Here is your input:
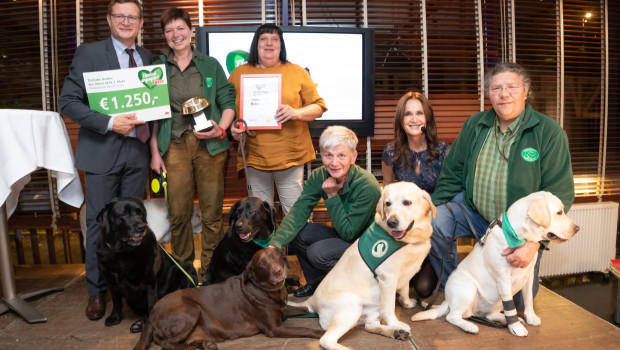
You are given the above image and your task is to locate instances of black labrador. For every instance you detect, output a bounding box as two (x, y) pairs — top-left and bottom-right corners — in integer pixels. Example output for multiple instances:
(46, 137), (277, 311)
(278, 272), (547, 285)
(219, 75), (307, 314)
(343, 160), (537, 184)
(202, 197), (280, 285)
(96, 196), (198, 333)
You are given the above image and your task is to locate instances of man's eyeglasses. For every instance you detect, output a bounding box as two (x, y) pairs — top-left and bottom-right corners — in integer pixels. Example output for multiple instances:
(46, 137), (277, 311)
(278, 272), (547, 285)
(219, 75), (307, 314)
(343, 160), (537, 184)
(110, 14), (141, 24)
(489, 85), (524, 95)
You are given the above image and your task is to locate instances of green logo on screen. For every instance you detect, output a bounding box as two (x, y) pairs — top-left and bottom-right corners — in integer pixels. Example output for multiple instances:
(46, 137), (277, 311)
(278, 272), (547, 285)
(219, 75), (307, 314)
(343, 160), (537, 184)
(521, 148), (539, 162)
(226, 50), (248, 74)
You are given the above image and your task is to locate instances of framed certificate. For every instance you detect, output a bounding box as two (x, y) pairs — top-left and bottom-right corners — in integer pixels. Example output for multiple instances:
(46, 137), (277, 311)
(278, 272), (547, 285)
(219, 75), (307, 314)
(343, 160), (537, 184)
(239, 74), (282, 130)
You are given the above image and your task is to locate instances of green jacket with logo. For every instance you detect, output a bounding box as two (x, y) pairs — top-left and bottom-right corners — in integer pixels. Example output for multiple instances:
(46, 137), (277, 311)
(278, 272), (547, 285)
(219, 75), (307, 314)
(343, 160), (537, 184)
(431, 103), (574, 212)
(153, 48), (236, 156)
(269, 164), (382, 250)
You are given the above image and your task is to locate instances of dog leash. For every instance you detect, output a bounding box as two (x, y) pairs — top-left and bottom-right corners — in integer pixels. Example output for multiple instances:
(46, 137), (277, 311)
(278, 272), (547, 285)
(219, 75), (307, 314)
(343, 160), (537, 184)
(232, 118), (256, 196)
(157, 243), (199, 288)
(151, 168), (168, 203)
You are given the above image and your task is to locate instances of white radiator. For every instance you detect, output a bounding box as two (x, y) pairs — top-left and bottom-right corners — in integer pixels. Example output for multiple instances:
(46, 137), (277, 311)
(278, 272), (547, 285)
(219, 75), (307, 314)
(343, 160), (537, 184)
(539, 201), (619, 277)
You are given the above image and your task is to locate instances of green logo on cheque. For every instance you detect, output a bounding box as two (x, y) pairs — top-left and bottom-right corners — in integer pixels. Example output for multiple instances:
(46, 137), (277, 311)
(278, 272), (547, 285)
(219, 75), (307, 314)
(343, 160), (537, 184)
(138, 67), (164, 89)
(521, 148), (539, 162)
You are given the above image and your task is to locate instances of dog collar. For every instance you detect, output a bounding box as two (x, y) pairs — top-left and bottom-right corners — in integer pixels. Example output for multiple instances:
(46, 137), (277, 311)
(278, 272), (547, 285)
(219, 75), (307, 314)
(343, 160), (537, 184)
(502, 212), (525, 248)
(253, 231), (274, 248)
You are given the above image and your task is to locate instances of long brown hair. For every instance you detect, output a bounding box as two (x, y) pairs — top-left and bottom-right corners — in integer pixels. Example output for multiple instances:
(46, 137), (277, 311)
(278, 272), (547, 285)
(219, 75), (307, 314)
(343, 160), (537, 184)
(392, 92), (439, 167)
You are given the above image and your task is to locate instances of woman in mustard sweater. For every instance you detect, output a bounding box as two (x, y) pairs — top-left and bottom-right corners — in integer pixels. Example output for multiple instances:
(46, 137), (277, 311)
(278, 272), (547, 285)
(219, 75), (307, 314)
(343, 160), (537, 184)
(229, 24), (327, 215)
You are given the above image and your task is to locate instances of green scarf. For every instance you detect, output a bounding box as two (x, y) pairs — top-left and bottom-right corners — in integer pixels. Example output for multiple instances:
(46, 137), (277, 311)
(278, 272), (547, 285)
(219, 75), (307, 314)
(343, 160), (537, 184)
(502, 212), (525, 248)
(253, 231), (274, 248)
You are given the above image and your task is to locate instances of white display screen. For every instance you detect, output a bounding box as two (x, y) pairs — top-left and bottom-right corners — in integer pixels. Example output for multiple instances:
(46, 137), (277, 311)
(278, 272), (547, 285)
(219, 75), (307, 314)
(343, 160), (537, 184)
(206, 32), (364, 121)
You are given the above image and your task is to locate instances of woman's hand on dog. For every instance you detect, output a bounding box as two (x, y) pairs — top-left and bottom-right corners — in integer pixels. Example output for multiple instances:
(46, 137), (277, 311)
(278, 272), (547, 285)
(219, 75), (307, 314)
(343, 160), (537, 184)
(502, 241), (540, 268)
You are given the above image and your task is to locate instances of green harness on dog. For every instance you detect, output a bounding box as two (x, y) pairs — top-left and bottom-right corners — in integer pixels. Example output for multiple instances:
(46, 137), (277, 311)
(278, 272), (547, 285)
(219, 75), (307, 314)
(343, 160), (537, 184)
(358, 222), (407, 278)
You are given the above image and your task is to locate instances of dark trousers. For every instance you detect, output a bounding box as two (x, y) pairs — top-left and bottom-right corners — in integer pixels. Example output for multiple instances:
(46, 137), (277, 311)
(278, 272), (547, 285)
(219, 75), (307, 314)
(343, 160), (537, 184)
(290, 222), (352, 285)
(84, 138), (149, 297)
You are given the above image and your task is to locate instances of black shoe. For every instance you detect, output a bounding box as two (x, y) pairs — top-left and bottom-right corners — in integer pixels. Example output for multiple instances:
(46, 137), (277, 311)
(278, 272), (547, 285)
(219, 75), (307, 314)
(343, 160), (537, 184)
(294, 283), (317, 297)
(130, 319), (144, 333)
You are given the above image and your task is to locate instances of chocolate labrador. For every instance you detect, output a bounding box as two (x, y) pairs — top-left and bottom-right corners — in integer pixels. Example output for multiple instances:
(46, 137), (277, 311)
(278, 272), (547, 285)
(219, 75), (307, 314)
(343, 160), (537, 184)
(133, 248), (323, 350)
(96, 197), (198, 333)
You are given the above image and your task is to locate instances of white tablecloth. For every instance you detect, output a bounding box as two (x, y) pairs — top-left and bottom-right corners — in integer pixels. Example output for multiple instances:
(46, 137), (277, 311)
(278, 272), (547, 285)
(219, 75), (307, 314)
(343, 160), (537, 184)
(0, 109), (84, 217)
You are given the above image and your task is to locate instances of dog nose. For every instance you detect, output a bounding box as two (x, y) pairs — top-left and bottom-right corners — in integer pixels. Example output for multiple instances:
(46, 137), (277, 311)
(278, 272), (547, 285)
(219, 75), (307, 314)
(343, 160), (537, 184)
(135, 223), (146, 232)
(387, 217), (399, 229)
(573, 224), (580, 233)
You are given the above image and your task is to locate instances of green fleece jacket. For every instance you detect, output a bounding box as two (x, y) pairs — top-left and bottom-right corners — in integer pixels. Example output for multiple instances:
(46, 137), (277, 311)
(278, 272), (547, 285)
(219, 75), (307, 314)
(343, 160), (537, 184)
(431, 103), (574, 212)
(269, 164), (382, 250)
(154, 48), (236, 156)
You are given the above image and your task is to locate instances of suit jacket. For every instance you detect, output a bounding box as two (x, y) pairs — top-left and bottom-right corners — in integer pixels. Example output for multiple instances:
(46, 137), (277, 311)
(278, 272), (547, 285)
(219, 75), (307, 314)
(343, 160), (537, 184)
(59, 37), (153, 174)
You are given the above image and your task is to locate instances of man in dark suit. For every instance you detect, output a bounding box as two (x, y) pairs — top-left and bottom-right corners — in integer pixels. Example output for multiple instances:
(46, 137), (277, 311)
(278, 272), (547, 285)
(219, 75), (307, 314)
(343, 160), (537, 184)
(59, 0), (153, 321)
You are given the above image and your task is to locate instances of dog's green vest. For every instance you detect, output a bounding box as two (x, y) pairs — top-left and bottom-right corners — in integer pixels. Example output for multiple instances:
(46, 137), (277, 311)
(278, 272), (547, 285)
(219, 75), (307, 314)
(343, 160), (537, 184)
(358, 222), (407, 277)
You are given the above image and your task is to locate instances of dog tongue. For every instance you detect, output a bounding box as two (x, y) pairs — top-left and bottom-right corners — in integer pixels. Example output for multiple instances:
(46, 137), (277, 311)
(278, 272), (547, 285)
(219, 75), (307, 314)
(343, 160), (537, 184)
(391, 231), (405, 240)
(240, 232), (251, 240)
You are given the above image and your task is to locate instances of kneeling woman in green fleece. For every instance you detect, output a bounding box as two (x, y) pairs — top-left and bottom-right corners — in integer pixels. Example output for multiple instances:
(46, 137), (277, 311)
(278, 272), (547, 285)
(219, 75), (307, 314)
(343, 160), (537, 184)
(268, 126), (382, 297)
(149, 7), (236, 280)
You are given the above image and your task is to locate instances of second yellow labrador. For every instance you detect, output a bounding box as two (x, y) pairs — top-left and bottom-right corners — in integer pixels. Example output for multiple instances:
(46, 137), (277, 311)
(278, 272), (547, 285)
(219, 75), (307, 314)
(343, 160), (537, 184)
(289, 182), (436, 350)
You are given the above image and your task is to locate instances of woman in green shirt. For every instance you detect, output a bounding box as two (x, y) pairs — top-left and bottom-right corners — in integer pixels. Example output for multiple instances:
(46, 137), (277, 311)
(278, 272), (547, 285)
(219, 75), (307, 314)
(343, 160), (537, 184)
(149, 7), (236, 280)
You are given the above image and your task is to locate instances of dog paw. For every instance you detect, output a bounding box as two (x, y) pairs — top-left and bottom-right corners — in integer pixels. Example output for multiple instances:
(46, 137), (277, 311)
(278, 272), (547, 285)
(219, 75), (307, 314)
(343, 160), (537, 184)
(508, 322), (528, 337)
(525, 312), (541, 326)
(398, 296), (416, 309)
(392, 329), (411, 340)
(189, 340), (218, 350)
(458, 322), (479, 334)
(129, 319), (144, 333)
(394, 321), (411, 334)
(104, 315), (121, 327)
(485, 312), (507, 324)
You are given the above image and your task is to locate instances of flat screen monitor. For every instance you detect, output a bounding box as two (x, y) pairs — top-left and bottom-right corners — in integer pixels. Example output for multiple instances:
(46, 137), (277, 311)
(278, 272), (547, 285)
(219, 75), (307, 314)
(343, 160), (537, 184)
(196, 26), (375, 137)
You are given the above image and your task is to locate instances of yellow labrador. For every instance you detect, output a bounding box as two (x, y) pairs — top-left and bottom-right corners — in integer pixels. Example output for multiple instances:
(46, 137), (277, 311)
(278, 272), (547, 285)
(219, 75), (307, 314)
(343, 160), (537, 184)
(412, 191), (579, 336)
(289, 182), (436, 350)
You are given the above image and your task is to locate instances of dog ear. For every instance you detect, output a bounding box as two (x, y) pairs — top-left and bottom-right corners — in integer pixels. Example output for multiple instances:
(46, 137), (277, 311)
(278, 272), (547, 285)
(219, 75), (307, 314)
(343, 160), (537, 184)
(229, 201), (240, 226)
(527, 197), (551, 228)
(245, 260), (255, 281)
(422, 191), (437, 219)
(264, 201), (277, 231)
(376, 188), (386, 221)
(96, 198), (116, 230)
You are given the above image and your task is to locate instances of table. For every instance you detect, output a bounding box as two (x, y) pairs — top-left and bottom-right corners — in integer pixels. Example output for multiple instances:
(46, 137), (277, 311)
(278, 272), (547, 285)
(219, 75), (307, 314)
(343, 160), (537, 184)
(0, 109), (83, 323)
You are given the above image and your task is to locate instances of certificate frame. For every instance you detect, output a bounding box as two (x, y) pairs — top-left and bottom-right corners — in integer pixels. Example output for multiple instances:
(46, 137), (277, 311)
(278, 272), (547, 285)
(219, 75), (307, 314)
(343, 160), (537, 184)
(239, 74), (282, 130)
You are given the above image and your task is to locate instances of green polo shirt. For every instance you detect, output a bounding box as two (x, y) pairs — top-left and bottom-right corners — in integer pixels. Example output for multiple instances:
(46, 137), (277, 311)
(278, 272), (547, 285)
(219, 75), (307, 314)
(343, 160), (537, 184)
(473, 110), (524, 222)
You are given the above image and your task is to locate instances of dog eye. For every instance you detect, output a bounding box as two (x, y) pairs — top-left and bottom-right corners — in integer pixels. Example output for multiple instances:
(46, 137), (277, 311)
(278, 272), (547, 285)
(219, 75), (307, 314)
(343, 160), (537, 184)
(249, 210), (255, 215)
(385, 201), (391, 207)
(557, 210), (563, 215)
(403, 200), (411, 206)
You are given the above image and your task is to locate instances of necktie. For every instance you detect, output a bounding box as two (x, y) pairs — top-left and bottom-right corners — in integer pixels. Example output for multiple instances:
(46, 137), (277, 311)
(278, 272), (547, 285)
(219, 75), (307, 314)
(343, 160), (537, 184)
(125, 48), (150, 143)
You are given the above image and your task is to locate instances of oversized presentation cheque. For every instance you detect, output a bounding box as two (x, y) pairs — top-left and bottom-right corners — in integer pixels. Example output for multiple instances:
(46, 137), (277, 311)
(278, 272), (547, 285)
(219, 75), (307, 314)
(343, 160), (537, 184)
(84, 64), (171, 121)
